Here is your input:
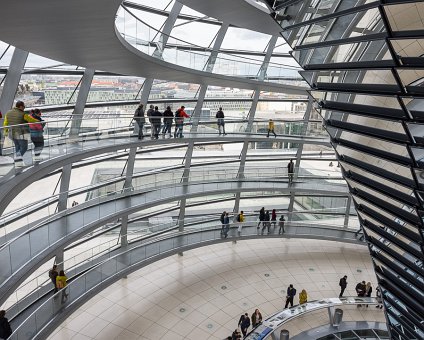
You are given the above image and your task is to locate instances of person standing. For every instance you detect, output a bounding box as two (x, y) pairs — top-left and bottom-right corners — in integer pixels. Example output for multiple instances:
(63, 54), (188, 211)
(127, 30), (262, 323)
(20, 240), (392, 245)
(251, 309), (262, 328)
(162, 106), (174, 138)
(258, 207), (265, 229)
(285, 284), (297, 308)
(376, 287), (383, 309)
(339, 275), (348, 297)
(28, 109), (45, 159)
(216, 107), (226, 135)
(287, 159), (294, 183)
(3, 101), (38, 162)
(236, 211), (245, 235)
(262, 210), (270, 234)
(49, 265), (59, 293)
(365, 282), (372, 307)
(0, 310), (12, 340)
(174, 106), (189, 138)
(355, 280), (366, 307)
(267, 119), (277, 137)
(238, 313), (251, 337)
(146, 104), (154, 138)
(278, 214), (285, 234)
(0, 111), (3, 157)
(220, 211), (226, 236)
(56, 270), (68, 303)
(271, 209), (277, 228)
(299, 289), (308, 304)
(134, 104), (145, 139)
(150, 106), (162, 139)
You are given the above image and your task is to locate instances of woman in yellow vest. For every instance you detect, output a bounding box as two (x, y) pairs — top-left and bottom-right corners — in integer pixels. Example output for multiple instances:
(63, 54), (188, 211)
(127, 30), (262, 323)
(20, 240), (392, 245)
(299, 289), (308, 304)
(56, 270), (68, 303)
(267, 119), (277, 138)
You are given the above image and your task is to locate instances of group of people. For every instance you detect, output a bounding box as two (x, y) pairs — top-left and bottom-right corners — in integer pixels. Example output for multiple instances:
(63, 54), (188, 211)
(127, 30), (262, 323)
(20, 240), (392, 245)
(339, 276), (383, 308)
(48, 265), (68, 304)
(227, 309), (262, 339)
(219, 209), (286, 238)
(134, 104), (190, 140)
(1, 101), (45, 163)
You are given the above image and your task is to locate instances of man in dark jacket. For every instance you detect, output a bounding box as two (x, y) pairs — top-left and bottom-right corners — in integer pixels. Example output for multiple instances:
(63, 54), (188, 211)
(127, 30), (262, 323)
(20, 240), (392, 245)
(287, 159), (295, 183)
(238, 313), (251, 337)
(285, 284), (297, 308)
(150, 106), (162, 139)
(146, 104), (154, 137)
(355, 280), (366, 307)
(339, 275), (348, 297)
(216, 107), (226, 135)
(258, 207), (265, 228)
(162, 106), (174, 138)
(0, 310), (12, 340)
(134, 104), (145, 139)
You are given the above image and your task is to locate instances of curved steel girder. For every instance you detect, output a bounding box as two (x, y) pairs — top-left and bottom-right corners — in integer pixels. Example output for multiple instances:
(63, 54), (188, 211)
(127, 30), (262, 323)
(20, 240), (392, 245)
(178, 0), (283, 36)
(11, 224), (363, 340)
(0, 134), (331, 215)
(0, 179), (348, 306)
(0, 0), (306, 94)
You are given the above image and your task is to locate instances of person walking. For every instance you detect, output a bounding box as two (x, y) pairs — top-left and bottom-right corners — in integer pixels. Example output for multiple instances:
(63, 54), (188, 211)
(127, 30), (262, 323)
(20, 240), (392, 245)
(287, 159), (294, 183)
(162, 106), (173, 138)
(216, 107), (226, 135)
(133, 103), (145, 139)
(146, 105), (154, 138)
(238, 313), (251, 337)
(339, 275), (348, 297)
(220, 211), (226, 236)
(174, 106), (189, 138)
(262, 210), (270, 234)
(150, 106), (162, 139)
(267, 118), (277, 137)
(258, 207), (265, 229)
(375, 287), (383, 309)
(0, 310), (12, 340)
(49, 264), (59, 293)
(365, 282), (372, 307)
(56, 270), (68, 303)
(285, 284), (297, 308)
(271, 209), (277, 228)
(28, 109), (45, 160)
(251, 309), (262, 328)
(278, 214), (285, 234)
(3, 101), (39, 162)
(299, 289), (308, 304)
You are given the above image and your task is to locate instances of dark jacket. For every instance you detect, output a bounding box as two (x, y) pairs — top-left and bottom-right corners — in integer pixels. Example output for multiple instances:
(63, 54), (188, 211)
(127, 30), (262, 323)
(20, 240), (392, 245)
(146, 108), (154, 122)
(355, 282), (366, 296)
(134, 106), (145, 122)
(216, 110), (224, 119)
(264, 211), (270, 222)
(366, 286), (373, 297)
(0, 316), (12, 339)
(251, 311), (262, 326)
(259, 208), (265, 221)
(238, 315), (250, 329)
(163, 109), (174, 122)
(287, 161), (294, 173)
(287, 286), (296, 298)
(339, 277), (347, 289)
(150, 110), (162, 124)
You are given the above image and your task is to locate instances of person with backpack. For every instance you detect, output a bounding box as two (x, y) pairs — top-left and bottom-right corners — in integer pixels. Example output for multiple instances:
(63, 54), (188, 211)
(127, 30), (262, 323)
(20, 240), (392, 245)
(0, 310), (12, 340)
(49, 264), (59, 293)
(133, 103), (145, 139)
(339, 275), (348, 297)
(284, 284), (297, 308)
(216, 107), (226, 135)
(174, 106), (189, 138)
(278, 215), (285, 234)
(28, 109), (45, 160)
(162, 106), (174, 138)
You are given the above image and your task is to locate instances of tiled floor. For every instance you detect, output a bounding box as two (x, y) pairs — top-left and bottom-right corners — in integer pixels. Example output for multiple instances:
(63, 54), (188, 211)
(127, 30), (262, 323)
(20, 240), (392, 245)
(48, 238), (380, 340)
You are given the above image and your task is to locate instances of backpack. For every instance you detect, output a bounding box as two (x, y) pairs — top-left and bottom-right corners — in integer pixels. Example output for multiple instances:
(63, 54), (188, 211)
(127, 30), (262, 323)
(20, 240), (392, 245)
(220, 213), (225, 224)
(236, 214), (241, 222)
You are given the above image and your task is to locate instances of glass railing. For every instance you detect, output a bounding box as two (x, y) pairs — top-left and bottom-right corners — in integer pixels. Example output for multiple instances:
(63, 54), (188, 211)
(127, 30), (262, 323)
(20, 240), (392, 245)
(0, 114), (328, 178)
(0, 166), (344, 239)
(116, 6), (305, 86)
(7, 223), (362, 340)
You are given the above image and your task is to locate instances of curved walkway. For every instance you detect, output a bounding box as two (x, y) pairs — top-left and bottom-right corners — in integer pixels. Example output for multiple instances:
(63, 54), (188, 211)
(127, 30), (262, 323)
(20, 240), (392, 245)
(0, 0), (305, 94)
(0, 132), (330, 215)
(0, 177), (348, 305)
(8, 225), (364, 340)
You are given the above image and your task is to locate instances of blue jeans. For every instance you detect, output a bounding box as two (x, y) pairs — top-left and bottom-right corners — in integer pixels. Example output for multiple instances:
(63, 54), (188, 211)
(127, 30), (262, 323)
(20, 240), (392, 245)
(162, 121), (172, 135)
(174, 124), (183, 138)
(13, 138), (28, 157)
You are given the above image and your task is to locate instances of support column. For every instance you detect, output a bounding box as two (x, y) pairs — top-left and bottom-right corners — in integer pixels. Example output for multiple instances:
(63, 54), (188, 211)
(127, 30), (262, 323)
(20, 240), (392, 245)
(0, 48), (28, 156)
(344, 195), (352, 228)
(205, 22), (229, 72)
(69, 68), (95, 136)
(233, 36), (278, 214)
